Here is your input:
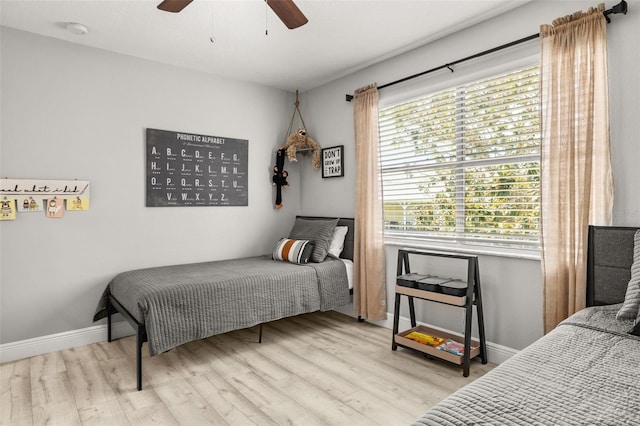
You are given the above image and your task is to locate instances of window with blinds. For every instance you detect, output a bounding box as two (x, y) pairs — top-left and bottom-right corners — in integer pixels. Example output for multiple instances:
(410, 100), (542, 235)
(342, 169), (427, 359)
(379, 66), (540, 247)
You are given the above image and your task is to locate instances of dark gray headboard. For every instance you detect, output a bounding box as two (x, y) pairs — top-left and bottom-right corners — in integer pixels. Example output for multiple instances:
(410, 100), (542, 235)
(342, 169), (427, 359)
(587, 225), (639, 306)
(296, 216), (355, 262)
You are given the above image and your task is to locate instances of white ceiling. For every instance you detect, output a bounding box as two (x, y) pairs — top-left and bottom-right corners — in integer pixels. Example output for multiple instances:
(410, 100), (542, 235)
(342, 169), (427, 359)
(0, 0), (531, 92)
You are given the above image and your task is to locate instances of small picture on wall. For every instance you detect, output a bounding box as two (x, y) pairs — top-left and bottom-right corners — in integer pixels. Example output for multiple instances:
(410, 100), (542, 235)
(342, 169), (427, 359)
(321, 145), (344, 178)
(18, 196), (43, 212)
(46, 198), (64, 218)
(66, 197), (90, 211)
(1, 198), (16, 221)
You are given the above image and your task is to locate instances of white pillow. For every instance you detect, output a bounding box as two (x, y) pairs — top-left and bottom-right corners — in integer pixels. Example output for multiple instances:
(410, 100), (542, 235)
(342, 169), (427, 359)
(327, 226), (349, 258)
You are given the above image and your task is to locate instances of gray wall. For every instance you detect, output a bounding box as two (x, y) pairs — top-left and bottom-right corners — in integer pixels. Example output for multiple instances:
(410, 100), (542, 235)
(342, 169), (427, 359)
(0, 27), (303, 344)
(300, 0), (640, 350)
(1, 1), (638, 354)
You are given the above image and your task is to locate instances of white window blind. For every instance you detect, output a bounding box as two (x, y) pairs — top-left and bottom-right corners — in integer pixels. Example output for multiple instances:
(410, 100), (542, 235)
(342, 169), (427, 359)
(379, 66), (540, 247)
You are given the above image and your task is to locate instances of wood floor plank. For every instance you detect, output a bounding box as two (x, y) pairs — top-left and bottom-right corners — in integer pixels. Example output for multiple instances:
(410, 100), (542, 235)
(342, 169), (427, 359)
(186, 337), (253, 377)
(343, 387), (420, 425)
(369, 343), (494, 394)
(0, 311), (495, 425)
(290, 314), (386, 354)
(140, 352), (186, 388)
(65, 360), (118, 410)
(207, 333), (293, 382)
(233, 327), (360, 401)
(123, 403), (178, 425)
(0, 358), (32, 425)
(29, 352), (66, 379)
(100, 358), (163, 412)
(92, 340), (129, 364)
(272, 374), (372, 425)
(30, 371), (74, 409)
(32, 400), (82, 426)
(76, 397), (129, 426)
(153, 378), (228, 425)
(189, 374), (270, 426)
(60, 345), (97, 367)
(225, 370), (327, 425)
(282, 339), (430, 415)
(154, 344), (212, 379)
(264, 316), (465, 413)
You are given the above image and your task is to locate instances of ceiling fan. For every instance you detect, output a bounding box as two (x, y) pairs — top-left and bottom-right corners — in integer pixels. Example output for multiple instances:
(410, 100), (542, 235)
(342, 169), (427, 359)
(157, 0), (308, 30)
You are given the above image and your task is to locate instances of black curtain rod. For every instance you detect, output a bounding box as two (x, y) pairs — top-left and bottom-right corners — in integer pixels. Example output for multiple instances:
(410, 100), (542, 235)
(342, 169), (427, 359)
(346, 0), (628, 102)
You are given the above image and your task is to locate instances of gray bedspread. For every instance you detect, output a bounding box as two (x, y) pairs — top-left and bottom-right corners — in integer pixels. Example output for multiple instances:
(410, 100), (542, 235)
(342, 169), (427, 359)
(94, 255), (350, 356)
(414, 304), (640, 426)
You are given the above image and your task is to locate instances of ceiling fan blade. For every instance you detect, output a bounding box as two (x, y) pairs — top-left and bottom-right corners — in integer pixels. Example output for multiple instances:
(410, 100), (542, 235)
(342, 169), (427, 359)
(157, 0), (194, 13)
(266, 0), (308, 29)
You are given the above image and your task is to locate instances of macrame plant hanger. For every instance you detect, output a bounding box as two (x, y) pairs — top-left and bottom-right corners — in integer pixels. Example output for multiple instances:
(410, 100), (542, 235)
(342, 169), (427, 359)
(273, 91), (317, 209)
(286, 90), (308, 137)
(282, 90), (321, 166)
(273, 90), (304, 209)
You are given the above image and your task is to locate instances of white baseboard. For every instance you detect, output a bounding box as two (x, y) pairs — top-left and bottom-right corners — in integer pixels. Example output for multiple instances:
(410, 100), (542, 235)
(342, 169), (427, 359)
(0, 321), (134, 363)
(1, 310), (518, 365)
(334, 305), (518, 364)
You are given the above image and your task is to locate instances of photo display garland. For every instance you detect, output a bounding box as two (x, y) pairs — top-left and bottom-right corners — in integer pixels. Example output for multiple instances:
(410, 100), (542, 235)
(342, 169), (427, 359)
(0, 178), (91, 221)
(146, 128), (248, 207)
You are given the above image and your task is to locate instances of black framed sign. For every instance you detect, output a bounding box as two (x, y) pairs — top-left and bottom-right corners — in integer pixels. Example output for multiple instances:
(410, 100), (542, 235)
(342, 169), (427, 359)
(321, 145), (344, 178)
(146, 128), (248, 207)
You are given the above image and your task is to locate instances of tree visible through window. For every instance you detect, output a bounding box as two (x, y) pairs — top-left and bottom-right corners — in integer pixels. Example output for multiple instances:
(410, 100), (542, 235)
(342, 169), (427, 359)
(379, 66), (540, 246)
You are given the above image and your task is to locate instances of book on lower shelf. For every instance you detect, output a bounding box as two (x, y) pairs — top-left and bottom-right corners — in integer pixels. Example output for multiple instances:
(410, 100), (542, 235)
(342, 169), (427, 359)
(396, 324), (481, 364)
(437, 339), (465, 356)
(404, 331), (445, 347)
(403, 332), (466, 355)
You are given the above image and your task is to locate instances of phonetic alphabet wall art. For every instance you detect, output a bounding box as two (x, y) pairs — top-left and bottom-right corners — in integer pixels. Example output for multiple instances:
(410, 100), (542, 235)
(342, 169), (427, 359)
(0, 178), (91, 221)
(146, 128), (248, 207)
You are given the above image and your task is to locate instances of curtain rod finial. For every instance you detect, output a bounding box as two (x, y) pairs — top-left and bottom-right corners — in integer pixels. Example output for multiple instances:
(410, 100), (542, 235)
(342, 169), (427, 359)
(346, 94), (353, 102)
(604, 0), (628, 22)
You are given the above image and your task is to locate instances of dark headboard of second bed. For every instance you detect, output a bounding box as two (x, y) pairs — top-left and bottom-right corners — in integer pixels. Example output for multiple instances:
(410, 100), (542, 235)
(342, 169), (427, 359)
(587, 225), (638, 307)
(296, 216), (355, 262)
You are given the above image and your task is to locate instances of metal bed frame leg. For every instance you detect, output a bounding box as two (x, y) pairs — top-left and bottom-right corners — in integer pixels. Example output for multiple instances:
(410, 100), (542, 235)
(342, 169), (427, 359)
(136, 325), (143, 391)
(107, 300), (113, 343)
(258, 324), (263, 343)
(107, 294), (148, 391)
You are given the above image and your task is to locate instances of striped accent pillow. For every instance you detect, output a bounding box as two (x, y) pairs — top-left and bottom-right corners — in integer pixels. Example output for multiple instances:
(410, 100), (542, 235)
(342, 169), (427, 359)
(617, 229), (640, 322)
(272, 238), (315, 264)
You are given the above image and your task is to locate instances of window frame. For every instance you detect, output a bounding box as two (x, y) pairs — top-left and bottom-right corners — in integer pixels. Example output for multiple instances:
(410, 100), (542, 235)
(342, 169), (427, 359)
(378, 56), (541, 254)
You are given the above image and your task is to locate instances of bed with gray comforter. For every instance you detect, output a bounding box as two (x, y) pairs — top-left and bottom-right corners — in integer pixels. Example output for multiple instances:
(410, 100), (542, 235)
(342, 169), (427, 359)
(93, 216), (354, 390)
(94, 255), (350, 356)
(414, 225), (640, 426)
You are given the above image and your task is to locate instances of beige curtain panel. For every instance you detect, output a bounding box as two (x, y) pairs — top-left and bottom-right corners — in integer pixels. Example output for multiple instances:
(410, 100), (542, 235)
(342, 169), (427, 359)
(540, 3), (614, 333)
(353, 83), (387, 320)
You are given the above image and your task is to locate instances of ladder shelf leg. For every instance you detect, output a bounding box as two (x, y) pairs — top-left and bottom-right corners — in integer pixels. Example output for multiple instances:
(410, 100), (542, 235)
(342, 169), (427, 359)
(392, 292), (402, 350)
(474, 260), (488, 364)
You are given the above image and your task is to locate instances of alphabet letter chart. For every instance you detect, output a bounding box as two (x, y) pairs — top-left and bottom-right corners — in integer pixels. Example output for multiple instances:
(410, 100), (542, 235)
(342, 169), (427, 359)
(146, 128), (248, 207)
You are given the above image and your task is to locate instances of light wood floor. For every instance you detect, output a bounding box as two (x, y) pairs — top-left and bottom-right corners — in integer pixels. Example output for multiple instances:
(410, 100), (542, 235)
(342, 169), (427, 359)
(1, 311), (494, 425)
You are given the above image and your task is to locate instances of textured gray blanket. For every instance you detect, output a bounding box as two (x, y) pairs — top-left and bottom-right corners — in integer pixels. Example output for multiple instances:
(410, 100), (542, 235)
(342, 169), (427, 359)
(94, 255), (350, 356)
(414, 304), (640, 426)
